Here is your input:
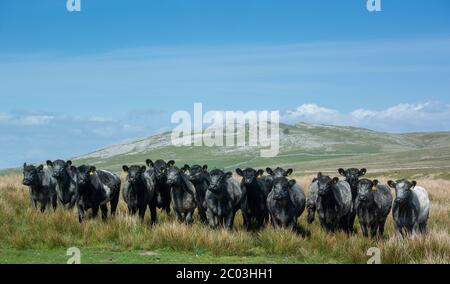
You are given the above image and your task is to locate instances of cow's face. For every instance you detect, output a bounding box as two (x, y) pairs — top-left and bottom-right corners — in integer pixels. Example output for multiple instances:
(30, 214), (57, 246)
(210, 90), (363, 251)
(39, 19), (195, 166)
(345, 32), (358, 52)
(47, 160), (72, 180)
(123, 165), (146, 184)
(338, 168), (366, 188)
(272, 177), (295, 201)
(357, 179), (378, 203)
(76, 165), (96, 186)
(316, 173), (339, 196)
(266, 167), (293, 178)
(236, 168), (263, 185)
(183, 164), (207, 183)
(166, 167), (181, 186)
(208, 169), (232, 194)
(388, 179), (416, 205)
(146, 159), (175, 181)
(22, 164), (43, 186)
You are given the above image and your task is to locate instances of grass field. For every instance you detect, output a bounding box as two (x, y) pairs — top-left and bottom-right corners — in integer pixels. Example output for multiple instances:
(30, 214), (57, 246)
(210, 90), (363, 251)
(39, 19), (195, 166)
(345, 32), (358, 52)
(1, 173), (448, 264)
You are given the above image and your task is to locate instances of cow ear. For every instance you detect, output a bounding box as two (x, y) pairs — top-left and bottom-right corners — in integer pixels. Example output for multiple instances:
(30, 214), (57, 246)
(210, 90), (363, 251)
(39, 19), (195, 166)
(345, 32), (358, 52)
(46, 160), (53, 167)
(411, 181), (417, 188)
(235, 168), (243, 176)
(332, 177), (339, 184)
(266, 168), (274, 175)
(286, 169), (293, 176)
(312, 177), (317, 183)
(141, 166), (147, 172)
(37, 165), (44, 171)
(372, 179), (379, 186)
(225, 172), (233, 179)
(145, 159), (154, 167)
(182, 164), (190, 171)
(338, 168), (345, 176)
(202, 164), (208, 171)
(70, 166), (78, 173)
(66, 160), (72, 167)
(288, 179), (296, 188)
(317, 172), (323, 178)
(89, 166), (96, 174)
(359, 168), (367, 176)
(23, 163), (27, 168)
(122, 165), (128, 172)
(257, 169), (264, 177)
(167, 160), (175, 167)
(387, 180), (396, 188)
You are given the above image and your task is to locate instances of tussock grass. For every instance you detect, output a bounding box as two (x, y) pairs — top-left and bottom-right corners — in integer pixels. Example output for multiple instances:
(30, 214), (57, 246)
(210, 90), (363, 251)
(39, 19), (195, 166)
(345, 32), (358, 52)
(0, 174), (448, 263)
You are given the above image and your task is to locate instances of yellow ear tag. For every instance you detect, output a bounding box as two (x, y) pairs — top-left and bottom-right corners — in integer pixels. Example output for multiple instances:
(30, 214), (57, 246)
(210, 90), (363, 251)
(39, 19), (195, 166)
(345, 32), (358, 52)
(89, 172), (94, 176)
(371, 185), (377, 191)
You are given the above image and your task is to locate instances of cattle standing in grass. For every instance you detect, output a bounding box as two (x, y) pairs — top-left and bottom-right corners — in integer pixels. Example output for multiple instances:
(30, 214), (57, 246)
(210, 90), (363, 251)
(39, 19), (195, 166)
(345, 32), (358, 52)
(22, 163), (57, 212)
(182, 164), (210, 223)
(46, 160), (77, 209)
(263, 167), (293, 192)
(338, 168), (367, 233)
(355, 179), (393, 238)
(306, 178), (319, 224)
(74, 165), (121, 223)
(146, 159), (173, 215)
(122, 165), (156, 223)
(267, 177), (306, 229)
(166, 166), (197, 224)
(206, 169), (243, 229)
(236, 168), (269, 231)
(316, 173), (353, 233)
(388, 179), (430, 238)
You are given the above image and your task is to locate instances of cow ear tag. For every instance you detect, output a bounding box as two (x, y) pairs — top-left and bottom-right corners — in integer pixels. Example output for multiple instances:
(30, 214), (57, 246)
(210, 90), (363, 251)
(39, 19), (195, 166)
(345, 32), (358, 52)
(89, 172), (94, 176)
(371, 185), (377, 191)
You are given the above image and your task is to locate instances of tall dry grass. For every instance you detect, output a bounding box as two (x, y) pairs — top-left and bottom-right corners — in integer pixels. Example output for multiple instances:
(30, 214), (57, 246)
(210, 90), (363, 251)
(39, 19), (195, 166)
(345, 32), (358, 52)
(0, 174), (448, 263)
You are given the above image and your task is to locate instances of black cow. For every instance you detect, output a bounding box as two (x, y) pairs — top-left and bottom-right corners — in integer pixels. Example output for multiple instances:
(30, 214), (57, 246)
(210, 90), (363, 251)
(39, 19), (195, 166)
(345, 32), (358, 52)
(355, 179), (393, 238)
(267, 177), (306, 229)
(46, 160), (77, 208)
(206, 169), (243, 229)
(146, 159), (174, 215)
(74, 165), (121, 223)
(182, 164), (210, 223)
(22, 163), (57, 212)
(166, 166), (197, 224)
(337, 168), (367, 233)
(122, 165), (156, 223)
(236, 168), (269, 231)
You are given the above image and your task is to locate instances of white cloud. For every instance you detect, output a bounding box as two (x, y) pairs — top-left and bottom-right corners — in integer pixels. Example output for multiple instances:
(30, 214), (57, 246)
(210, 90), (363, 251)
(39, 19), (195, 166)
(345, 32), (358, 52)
(283, 102), (450, 132)
(0, 113), (54, 126)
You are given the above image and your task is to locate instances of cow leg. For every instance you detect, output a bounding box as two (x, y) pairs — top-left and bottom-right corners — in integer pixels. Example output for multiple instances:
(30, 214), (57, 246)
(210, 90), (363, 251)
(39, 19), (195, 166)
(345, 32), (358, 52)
(378, 221), (386, 238)
(78, 205), (85, 223)
(185, 211), (194, 225)
(52, 195), (58, 211)
(207, 209), (216, 229)
(360, 222), (368, 237)
(370, 223), (378, 239)
(101, 204), (108, 221)
(198, 208), (207, 224)
(92, 206), (99, 219)
(419, 222), (427, 235)
(394, 224), (404, 239)
(225, 213), (235, 230)
(138, 206), (147, 222)
(110, 191), (120, 218)
(39, 200), (47, 213)
(149, 205), (157, 225)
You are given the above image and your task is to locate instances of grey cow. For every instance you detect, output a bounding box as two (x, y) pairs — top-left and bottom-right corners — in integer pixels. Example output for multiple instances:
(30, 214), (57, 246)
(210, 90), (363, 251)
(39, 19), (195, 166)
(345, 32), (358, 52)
(122, 165), (156, 223)
(205, 169), (243, 230)
(22, 163), (58, 212)
(47, 160), (77, 209)
(388, 179), (430, 238)
(182, 164), (210, 224)
(306, 178), (319, 224)
(166, 166), (197, 224)
(315, 173), (353, 233)
(355, 179), (393, 238)
(267, 177), (306, 229)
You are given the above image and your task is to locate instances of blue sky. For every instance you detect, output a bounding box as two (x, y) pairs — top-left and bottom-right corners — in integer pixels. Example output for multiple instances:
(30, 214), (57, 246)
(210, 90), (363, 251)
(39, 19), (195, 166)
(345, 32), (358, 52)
(0, 0), (450, 168)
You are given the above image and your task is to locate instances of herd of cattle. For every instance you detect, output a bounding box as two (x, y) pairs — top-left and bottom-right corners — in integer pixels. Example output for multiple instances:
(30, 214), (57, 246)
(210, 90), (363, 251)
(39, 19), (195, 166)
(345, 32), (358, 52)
(21, 159), (430, 239)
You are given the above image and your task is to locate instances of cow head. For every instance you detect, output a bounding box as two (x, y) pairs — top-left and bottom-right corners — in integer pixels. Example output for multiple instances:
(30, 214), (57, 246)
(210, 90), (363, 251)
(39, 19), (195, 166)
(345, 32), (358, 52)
(236, 168), (264, 185)
(166, 166), (182, 186)
(123, 165), (146, 184)
(76, 165), (96, 187)
(208, 169), (232, 194)
(266, 167), (293, 178)
(316, 172), (339, 196)
(356, 179), (378, 203)
(272, 177), (296, 201)
(388, 179), (416, 205)
(182, 164), (208, 183)
(338, 168), (366, 189)
(146, 159), (175, 181)
(47, 159), (72, 180)
(22, 163), (43, 186)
